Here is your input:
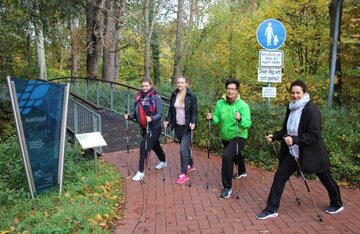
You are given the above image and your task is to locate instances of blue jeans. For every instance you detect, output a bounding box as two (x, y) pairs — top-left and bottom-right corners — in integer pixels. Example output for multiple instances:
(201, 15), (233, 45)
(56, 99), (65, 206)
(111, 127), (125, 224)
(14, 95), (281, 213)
(175, 125), (193, 174)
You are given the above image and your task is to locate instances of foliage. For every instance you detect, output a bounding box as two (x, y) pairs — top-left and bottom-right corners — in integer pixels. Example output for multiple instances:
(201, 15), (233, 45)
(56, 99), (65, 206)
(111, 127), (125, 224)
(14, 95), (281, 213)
(0, 1), (37, 81)
(321, 105), (360, 184)
(0, 131), (124, 233)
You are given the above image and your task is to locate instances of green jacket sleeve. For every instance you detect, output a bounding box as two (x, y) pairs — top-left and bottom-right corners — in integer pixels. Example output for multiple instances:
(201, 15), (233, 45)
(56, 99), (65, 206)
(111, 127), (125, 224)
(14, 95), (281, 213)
(212, 101), (221, 125)
(238, 102), (252, 129)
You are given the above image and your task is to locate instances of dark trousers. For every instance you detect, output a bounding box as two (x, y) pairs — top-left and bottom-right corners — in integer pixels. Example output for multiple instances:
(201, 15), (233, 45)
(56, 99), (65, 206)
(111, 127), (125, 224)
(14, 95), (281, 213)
(139, 127), (165, 172)
(221, 138), (246, 189)
(265, 153), (343, 212)
(175, 125), (193, 174)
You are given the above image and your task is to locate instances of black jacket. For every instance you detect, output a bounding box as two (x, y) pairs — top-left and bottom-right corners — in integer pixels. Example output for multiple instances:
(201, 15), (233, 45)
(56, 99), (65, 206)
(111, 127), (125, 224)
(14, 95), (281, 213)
(166, 88), (198, 131)
(273, 101), (330, 174)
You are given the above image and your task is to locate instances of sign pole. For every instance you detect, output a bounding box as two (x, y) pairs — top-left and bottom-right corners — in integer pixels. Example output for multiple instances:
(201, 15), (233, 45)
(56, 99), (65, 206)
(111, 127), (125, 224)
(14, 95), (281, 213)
(267, 82), (271, 107)
(94, 148), (98, 174)
(256, 19), (286, 105)
(75, 132), (107, 174)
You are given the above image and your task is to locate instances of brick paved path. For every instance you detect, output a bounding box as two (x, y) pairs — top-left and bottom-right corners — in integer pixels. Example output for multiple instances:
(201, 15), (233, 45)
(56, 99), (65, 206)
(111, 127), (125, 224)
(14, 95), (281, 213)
(103, 143), (360, 234)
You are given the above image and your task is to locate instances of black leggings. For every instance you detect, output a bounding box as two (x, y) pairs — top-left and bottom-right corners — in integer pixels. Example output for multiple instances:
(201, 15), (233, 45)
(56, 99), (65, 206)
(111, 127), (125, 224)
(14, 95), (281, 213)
(221, 138), (247, 189)
(138, 127), (165, 172)
(265, 153), (343, 212)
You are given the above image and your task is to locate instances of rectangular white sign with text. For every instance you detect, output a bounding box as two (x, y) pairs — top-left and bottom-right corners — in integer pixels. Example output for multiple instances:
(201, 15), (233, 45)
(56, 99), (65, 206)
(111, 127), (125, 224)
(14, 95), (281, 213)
(258, 67), (282, 83)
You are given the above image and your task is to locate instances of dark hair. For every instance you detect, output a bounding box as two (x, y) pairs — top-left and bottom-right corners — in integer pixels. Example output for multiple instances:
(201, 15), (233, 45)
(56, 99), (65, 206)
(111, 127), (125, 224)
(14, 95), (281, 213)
(225, 78), (240, 90)
(290, 80), (307, 93)
(140, 77), (153, 85)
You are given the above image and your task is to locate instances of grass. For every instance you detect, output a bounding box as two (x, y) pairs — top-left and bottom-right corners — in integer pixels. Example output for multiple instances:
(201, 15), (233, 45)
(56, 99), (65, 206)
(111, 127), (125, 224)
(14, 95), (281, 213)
(0, 146), (125, 234)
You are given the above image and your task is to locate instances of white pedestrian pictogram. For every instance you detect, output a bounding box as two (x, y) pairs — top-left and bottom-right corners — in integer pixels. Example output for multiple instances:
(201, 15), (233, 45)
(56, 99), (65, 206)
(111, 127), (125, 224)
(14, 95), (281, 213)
(265, 23), (274, 46)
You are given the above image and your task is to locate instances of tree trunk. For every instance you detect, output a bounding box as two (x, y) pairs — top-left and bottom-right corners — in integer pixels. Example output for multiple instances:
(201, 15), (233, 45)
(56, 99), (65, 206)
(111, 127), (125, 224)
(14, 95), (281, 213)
(144, 0), (151, 79)
(35, 24), (47, 80)
(143, 0), (162, 80)
(113, 0), (126, 82)
(102, 0), (126, 82)
(173, 0), (184, 83)
(151, 28), (160, 85)
(103, 1), (116, 81)
(329, 0), (343, 105)
(86, 0), (105, 79)
(182, 0), (196, 75)
(69, 18), (79, 77)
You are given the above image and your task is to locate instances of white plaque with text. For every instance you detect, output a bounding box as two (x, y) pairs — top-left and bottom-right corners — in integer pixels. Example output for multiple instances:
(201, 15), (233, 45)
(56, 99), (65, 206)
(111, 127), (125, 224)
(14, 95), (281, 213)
(258, 67), (282, 83)
(262, 87), (277, 98)
(259, 50), (284, 67)
(76, 132), (107, 149)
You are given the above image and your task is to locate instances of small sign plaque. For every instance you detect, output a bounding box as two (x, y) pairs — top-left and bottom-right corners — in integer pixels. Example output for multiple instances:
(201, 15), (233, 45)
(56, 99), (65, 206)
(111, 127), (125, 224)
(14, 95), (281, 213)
(262, 87), (277, 98)
(76, 132), (107, 149)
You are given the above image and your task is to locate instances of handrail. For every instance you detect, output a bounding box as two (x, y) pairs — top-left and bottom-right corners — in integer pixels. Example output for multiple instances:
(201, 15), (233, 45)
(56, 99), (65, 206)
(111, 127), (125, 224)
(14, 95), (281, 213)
(49, 77), (171, 101)
(50, 76), (175, 139)
(70, 92), (102, 111)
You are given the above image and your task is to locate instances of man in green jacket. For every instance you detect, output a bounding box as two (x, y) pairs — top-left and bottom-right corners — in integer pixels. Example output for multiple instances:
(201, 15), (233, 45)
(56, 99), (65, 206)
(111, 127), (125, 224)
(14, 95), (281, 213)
(207, 78), (252, 199)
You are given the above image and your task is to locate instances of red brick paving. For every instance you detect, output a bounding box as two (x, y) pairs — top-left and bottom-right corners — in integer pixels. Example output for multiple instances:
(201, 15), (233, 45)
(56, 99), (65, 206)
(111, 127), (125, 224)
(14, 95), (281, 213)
(103, 143), (360, 234)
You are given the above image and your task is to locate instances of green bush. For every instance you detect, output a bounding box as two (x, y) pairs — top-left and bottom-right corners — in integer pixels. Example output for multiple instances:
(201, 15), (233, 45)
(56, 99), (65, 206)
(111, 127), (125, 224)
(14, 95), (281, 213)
(321, 105), (360, 184)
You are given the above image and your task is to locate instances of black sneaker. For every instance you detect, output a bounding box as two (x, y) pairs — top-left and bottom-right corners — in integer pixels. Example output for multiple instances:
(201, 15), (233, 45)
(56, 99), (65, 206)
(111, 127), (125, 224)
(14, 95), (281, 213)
(256, 210), (279, 220)
(325, 206), (344, 214)
(220, 188), (232, 199)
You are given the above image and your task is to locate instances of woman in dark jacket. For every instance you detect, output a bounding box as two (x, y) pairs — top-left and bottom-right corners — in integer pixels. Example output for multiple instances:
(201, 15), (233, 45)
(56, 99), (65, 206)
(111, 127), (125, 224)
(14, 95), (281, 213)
(125, 77), (166, 181)
(164, 76), (198, 184)
(256, 80), (343, 219)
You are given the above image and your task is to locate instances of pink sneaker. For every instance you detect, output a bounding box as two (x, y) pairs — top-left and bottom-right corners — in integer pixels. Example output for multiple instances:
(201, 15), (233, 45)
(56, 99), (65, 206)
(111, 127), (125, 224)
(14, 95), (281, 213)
(187, 165), (195, 173)
(176, 173), (189, 184)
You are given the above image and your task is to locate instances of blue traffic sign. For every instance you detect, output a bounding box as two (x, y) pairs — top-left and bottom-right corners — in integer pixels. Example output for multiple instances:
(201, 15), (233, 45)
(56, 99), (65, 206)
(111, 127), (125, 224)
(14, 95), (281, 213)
(256, 19), (286, 50)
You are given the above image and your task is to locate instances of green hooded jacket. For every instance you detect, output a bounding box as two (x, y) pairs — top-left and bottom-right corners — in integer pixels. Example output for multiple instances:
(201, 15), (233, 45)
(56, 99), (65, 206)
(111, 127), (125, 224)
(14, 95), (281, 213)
(212, 94), (252, 141)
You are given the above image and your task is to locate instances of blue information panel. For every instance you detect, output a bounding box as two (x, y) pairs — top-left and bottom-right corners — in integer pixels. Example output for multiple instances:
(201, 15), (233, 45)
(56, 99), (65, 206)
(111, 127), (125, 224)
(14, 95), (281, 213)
(12, 78), (66, 192)
(256, 19), (286, 50)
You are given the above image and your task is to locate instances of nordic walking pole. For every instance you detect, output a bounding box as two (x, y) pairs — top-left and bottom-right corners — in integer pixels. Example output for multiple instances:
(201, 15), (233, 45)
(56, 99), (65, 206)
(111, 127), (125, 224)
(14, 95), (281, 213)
(294, 156), (323, 222)
(145, 119), (150, 170)
(125, 111), (130, 177)
(275, 142), (300, 205)
(266, 131), (301, 205)
(189, 127), (194, 187)
(235, 112), (240, 199)
(142, 119), (150, 184)
(163, 124), (167, 182)
(206, 110), (211, 189)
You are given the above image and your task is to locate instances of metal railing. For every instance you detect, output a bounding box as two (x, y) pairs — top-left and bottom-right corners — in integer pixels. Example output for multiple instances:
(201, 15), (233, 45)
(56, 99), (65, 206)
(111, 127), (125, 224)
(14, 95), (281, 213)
(67, 95), (103, 154)
(50, 77), (174, 139)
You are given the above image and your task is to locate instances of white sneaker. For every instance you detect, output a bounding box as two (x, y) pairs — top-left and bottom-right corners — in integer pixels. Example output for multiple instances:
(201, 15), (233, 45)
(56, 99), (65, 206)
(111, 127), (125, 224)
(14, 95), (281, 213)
(155, 161), (167, 169)
(234, 172), (247, 179)
(132, 171), (144, 181)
